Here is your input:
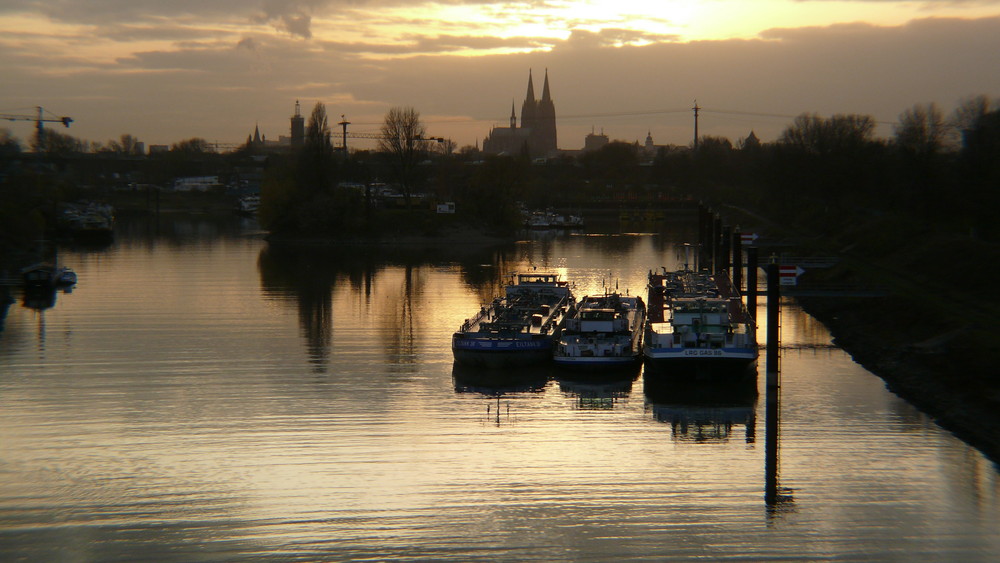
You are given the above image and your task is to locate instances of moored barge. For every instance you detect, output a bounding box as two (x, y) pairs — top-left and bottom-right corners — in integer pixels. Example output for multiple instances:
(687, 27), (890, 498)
(554, 292), (645, 371)
(452, 273), (575, 369)
(643, 266), (757, 381)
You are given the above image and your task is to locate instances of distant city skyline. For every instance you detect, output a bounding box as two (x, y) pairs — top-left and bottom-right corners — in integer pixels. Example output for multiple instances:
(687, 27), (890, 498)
(2, 1), (999, 150)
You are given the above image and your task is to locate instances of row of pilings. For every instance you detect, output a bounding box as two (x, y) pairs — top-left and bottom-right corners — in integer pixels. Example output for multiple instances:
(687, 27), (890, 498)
(696, 202), (789, 511)
(695, 202), (779, 383)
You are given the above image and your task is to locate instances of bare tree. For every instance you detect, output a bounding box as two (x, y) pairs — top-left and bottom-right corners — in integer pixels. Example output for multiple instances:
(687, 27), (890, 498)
(951, 95), (996, 134)
(38, 130), (88, 155)
(119, 134), (142, 155)
(378, 106), (427, 206)
(171, 138), (211, 153)
(101, 134), (143, 155)
(306, 102), (333, 153)
(895, 103), (952, 155)
(779, 113), (875, 155)
(0, 129), (20, 157)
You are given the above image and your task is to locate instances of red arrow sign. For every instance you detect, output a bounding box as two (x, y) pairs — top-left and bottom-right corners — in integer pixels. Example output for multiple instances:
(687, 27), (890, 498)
(779, 264), (805, 285)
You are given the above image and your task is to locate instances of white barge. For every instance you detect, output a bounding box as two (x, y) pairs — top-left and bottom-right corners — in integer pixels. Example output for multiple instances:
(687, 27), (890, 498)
(643, 266), (758, 380)
(554, 292), (645, 370)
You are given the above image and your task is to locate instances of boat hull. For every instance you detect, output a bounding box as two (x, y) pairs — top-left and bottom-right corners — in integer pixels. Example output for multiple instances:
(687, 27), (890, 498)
(643, 349), (758, 382)
(452, 335), (555, 368)
(553, 354), (641, 370)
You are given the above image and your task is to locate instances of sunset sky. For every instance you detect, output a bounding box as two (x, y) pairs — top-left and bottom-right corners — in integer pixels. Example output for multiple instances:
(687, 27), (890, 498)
(2, 0), (999, 151)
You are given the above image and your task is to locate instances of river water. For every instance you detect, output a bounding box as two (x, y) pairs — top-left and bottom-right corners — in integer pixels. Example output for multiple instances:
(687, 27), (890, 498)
(1, 212), (998, 561)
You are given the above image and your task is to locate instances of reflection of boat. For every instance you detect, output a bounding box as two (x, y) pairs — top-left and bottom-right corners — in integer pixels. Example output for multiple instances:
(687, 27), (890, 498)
(649, 402), (756, 443)
(237, 194), (260, 215)
(452, 272), (575, 368)
(0, 287), (13, 331)
(554, 292), (645, 370)
(451, 363), (551, 394)
(645, 377), (758, 443)
(643, 265), (757, 381)
(556, 375), (635, 410)
(21, 286), (58, 310)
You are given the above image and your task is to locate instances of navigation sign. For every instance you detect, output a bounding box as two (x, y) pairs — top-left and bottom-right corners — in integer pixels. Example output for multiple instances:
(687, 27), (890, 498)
(779, 264), (805, 286)
(740, 232), (759, 245)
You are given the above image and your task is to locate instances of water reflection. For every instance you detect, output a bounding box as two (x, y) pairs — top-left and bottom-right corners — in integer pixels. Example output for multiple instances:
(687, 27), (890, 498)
(113, 211), (258, 246)
(765, 385), (796, 518)
(644, 376), (758, 443)
(3, 213), (1000, 560)
(258, 240), (522, 372)
(555, 373), (636, 410)
(20, 286), (59, 311)
(0, 286), (12, 331)
(451, 362), (551, 395)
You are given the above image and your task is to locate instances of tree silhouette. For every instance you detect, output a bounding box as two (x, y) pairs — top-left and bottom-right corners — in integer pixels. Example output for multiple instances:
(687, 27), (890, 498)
(378, 106), (427, 207)
(298, 102), (336, 198)
(895, 103), (952, 156)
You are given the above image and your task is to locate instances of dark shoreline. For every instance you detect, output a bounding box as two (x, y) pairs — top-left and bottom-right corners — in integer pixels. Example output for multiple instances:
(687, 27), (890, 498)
(795, 293), (1000, 466)
(717, 203), (1000, 465)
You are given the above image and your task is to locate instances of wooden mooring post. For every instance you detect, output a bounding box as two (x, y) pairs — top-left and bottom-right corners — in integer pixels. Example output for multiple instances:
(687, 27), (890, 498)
(765, 261), (780, 388)
(746, 246), (758, 321)
(732, 230), (743, 293)
(764, 260), (784, 509)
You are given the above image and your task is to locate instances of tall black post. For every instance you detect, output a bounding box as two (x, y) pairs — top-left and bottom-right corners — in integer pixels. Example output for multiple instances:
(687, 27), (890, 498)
(765, 369), (780, 507)
(732, 231), (743, 292)
(747, 246), (758, 322)
(698, 204), (710, 267)
(720, 225), (732, 275)
(765, 262), (780, 388)
(764, 259), (781, 508)
(711, 215), (721, 273)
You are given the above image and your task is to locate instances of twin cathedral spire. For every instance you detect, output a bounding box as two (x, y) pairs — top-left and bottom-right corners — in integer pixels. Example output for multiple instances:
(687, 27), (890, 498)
(484, 69), (558, 158)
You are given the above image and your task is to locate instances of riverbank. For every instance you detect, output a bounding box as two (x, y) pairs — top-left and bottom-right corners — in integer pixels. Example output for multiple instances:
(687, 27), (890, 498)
(265, 225), (512, 250)
(720, 204), (1000, 463)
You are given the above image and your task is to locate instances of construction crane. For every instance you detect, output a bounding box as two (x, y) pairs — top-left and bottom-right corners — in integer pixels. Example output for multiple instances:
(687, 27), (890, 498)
(0, 106), (73, 149)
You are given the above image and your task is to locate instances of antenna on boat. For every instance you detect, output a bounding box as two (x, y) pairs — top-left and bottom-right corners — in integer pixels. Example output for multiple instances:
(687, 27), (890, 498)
(682, 243), (695, 272)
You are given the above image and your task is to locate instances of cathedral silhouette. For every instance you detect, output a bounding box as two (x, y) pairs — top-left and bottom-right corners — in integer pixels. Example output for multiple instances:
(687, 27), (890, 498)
(483, 69), (557, 158)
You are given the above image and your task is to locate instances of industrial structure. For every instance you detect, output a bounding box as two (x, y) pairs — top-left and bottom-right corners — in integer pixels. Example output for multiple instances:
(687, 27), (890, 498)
(1, 106), (73, 151)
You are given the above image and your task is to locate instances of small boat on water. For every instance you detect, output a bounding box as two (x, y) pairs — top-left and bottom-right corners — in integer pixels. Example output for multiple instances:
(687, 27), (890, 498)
(58, 201), (114, 239)
(21, 263), (76, 289)
(643, 265), (757, 381)
(452, 272), (575, 369)
(554, 292), (645, 370)
(57, 268), (77, 286)
(237, 194), (260, 215)
(524, 210), (584, 230)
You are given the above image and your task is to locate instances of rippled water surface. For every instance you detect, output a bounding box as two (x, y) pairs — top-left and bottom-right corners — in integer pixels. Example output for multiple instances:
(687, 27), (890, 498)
(1, 214), (998, 561)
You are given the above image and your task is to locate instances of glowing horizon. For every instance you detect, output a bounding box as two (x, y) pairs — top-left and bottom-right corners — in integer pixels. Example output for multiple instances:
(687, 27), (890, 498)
(2, 1), (999, 148)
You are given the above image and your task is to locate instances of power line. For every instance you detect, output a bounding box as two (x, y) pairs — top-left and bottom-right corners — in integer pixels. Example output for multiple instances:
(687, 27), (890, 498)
(704, 108), (895, 126)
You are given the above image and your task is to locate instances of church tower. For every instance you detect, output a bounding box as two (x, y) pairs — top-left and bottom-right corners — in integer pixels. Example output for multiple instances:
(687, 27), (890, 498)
(290, 100), (305, 149)
(482, 70), (559, 158)
(534, 69), (557, 156)
(520, 70), (538, 134)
